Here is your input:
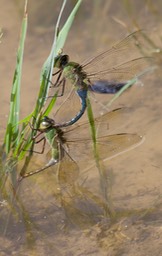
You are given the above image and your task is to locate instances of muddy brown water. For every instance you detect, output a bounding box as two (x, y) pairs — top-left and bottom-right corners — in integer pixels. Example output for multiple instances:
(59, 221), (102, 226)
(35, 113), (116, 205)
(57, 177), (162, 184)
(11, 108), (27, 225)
(1, 1), (162, 255)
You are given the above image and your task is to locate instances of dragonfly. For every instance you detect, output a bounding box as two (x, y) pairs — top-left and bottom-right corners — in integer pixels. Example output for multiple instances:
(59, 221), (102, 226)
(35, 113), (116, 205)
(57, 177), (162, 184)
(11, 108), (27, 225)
(20, 107), (144, 180)
(51, 30), (151, 127)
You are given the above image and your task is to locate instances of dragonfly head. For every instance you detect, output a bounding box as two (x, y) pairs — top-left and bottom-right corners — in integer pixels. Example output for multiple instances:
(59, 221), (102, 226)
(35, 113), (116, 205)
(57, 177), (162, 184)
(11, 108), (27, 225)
(54, 54), (69, 69)
(39, 116), (55, 131)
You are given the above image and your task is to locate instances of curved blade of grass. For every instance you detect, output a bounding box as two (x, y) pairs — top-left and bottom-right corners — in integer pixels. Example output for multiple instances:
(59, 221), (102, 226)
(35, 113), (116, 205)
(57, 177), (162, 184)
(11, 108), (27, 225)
(4, 1), (28, 154)
(16, 0), (83, 175)
(0, 29), (3, 42)
(18, 0), (82, 151)
(86, 97), (97, 147)
(3, 0), (82, 163)
(42, 92), (58, 116)
(55, 0), (82, 53)
(107, 65), (156, 107)
(86, 97), (114, 217)
(33, 0), (82, 118)
(107, 77), (137, 108)
(39, 0), (82, 110)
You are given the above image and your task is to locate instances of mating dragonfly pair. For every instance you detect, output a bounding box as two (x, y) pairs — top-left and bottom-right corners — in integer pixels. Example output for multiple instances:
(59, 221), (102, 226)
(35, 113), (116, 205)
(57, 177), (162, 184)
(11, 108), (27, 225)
(21, 30), (149, 179)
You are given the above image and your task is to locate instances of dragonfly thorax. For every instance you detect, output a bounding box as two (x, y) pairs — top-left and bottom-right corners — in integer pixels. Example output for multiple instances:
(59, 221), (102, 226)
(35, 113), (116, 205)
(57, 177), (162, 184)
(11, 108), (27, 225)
(63, 62), (88, 88)
(57, 129), (67, 144)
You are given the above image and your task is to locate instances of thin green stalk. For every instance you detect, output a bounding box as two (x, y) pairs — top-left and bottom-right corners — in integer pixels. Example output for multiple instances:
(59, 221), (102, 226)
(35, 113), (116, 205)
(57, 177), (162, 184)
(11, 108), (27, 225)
(4, 0), (28, 155)
(14, 0), (83, 176)
(86, 97), (115, 218)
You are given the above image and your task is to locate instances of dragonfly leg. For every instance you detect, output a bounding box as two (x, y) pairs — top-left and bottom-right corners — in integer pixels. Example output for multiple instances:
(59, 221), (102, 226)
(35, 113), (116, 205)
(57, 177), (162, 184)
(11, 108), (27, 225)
(50, 77), (64, 88)
(50, 70), (62, 87)
(58, 77), (65, 97)
(42, 70), (62, 88)
(20, 157), (57, 180)
(52, 69), (62, 77)
(23, 126), (47, 154)
(27, 118), (40, 132)
(30, 135), (47, 154)
(31, 136), (47, 154)
(23, 137), (46, 154)
(48, 77), (66, 98)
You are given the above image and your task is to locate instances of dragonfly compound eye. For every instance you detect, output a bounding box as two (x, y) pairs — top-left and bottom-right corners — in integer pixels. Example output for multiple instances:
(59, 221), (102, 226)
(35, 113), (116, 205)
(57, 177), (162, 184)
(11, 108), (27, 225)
(42, 121), (50, 127)
(60, 55), (69, 67)
(39, 120), (51, 130)
(54, 54), (69, 69)
(39, 116), (55, 130)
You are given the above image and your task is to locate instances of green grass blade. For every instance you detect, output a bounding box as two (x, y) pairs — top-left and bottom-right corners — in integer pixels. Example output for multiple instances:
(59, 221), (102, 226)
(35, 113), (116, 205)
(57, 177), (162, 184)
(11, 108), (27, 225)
(14, 1), (83, 170)
(36, 0), (82, 113)
(86, 97), (97, 147)
(4, 1), (28, 154)
(17, 0), (83, 155)
(86, 97), (114, 217)
(107, 78), (137, 107)
(0, 29), (3, 42)
(42, 92), (58, 117)
(107, 65), (155, 108)
(55, 0), (82, 53)
(1, 0), (83, 177)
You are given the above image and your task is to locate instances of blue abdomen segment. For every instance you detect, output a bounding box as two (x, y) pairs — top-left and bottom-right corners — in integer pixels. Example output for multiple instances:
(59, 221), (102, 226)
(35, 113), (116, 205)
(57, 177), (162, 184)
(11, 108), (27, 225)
(89, 80), (126, 94)
(57, 89), (88, 127)
(55, 80), (126, 128)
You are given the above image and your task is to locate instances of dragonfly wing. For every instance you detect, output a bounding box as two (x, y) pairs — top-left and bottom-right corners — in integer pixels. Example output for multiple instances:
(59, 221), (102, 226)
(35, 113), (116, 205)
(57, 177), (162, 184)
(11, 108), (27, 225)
(57, 146), (79, 187)
(96, 133), (144, 161)
(65, 133), (144, 171)
(81, 30), (152, 83)
(87, 57), (151, 82)
(63, 107), (132, 140)
(82, 30), (149, 70)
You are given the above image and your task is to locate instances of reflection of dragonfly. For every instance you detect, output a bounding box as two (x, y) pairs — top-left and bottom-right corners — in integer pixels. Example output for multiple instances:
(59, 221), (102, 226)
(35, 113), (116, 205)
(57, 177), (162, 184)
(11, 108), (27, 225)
(20, 108), (144, 179)
(52, 30), (150, 127)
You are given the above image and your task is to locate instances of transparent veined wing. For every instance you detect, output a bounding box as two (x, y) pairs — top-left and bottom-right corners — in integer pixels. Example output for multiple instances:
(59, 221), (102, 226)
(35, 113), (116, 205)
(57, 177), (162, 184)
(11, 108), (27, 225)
(81, 30), (152, 83)
(61, 108), (144, 166)
(49, 82), (83, 124)
(63, 107), (132, 140)
(21, 137), (79, 180)
(65, 132), (144, 166)
(50, 30), (152, 126)
(81, 30), (144, 68)
(87, 57), (151, 82)
(57, 145), (79, 187)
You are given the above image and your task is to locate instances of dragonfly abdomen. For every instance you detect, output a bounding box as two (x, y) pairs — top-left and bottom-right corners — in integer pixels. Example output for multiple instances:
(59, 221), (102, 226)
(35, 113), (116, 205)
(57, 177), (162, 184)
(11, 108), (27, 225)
(55, 89), (88, 128)
(89, 80), (127, 94)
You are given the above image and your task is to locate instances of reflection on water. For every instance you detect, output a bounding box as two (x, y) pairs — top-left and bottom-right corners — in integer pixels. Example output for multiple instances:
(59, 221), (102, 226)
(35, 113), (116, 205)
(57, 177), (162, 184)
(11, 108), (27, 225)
(1, 0), (162, 255)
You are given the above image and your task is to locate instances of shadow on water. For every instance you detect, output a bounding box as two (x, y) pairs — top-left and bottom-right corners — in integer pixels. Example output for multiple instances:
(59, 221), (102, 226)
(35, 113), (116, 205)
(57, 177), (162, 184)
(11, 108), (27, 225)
(0, 154), (112, 254)
(1, 0), (162, 255)
(1, 133), (162, 255)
